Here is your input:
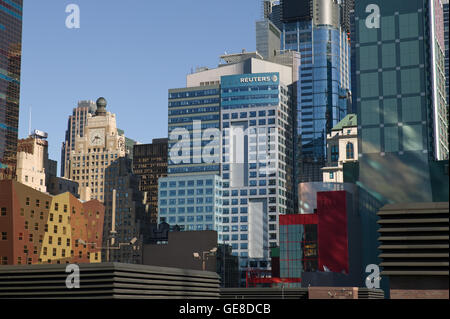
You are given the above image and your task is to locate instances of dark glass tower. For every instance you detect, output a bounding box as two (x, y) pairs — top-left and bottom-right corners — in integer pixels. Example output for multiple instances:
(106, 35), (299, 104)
(444, 1), (449, 111)
(133, 139), (168, 224)
(0, 0), (23, 180)
(355, 0), (448, 204)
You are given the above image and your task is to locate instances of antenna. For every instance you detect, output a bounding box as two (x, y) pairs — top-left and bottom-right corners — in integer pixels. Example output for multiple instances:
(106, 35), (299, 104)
(28, 106), (32, 136)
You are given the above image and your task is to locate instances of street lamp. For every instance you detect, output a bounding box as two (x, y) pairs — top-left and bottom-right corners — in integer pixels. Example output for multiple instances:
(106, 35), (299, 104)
(77, 237), (138, 262)
(193, 247), (217, 271)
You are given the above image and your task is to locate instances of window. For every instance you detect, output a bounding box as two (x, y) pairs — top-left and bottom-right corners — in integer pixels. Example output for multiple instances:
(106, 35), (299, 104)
(329, 172), (334, 180)
(346, 143), (354, 160)
(1, 232), (7, 240)
(0, 207), (6, 216)
(331, 145), (339, 162)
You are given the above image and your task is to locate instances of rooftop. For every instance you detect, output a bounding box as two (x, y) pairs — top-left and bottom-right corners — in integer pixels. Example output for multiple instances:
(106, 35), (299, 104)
(332, 114), (357, 131)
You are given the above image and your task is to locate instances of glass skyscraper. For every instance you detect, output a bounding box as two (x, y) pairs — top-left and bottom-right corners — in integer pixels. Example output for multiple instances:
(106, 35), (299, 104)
(167, 85), (221, 176)
(0, 0), (23, 180)
(355, 0), (449, 204)
(220, 72), (294, 267)
(444, 1), (449, 110)
(269, 0), (352, 183)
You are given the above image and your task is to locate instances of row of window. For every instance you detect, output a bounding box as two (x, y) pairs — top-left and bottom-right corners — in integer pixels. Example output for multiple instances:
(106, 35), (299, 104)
(159, 207), (217, 214)
(330, 143), (355, 161)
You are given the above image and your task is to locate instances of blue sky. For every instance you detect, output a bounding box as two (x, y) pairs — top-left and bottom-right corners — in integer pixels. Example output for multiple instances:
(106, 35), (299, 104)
(19, 0), (260, 172)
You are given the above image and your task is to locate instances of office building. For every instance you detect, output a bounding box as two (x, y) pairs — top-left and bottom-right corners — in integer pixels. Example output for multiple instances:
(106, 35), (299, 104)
(16, 130), (79, 197)
(321, 114), (358, 183)
(67, 98), (126, 201)
(133, 139), (168, 224)
(117, 128), (138, 160)
(256, 19), (281, 61)
(444, 1), (449, 109)
(0, 0), (23, 180)
(103, 156), (147, 263)
(262, 0), (282, 31)
(61, 100), (97, 178)
(46, 176), (79, 198)
(266, 0), (353, 183)
(66, 97), (148, 263)
(158, 174), (223, 233)
(167, 85), (221, 176)
(0, 180), (105, 265)
(355, 0), (449, 204)
(172, 52), (296, 286)
(16, 131), (51, 193)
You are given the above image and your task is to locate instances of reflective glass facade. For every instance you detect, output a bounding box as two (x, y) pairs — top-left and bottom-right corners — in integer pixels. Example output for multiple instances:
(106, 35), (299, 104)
(282, 20), (352, 182)
(279, 222), (318, 288)
(167, 85), (221, 175)
(158, 174), (223, 237)
(444, 2), (449, 109)
(0, 0), (22, 179)
(133, 139), (168, 224)
(355, 0), (447, 203)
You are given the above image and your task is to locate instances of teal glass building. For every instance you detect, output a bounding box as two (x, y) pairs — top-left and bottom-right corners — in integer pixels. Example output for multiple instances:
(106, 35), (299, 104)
(355, 0), (449, 204)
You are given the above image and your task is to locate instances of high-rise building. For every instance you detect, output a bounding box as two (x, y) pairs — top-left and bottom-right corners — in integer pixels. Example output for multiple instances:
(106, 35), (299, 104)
(355, 0), (449, 204)
(270, 0), (353, 183)
(256, 19), (281, 61)
(133, 139), (168, 224)
(263, 0), (283, 31)
(117, 128), (138, 160)
(161, 83), (223, 235)
(165, 52), (297, 285)
(103, 156), (147, 263)
(0, 0), (23, 180)
(67, 97), (147, 263)
(444, 1), (449, 110)
(67, 98), (126, 201)
(61, 100), (97, 178)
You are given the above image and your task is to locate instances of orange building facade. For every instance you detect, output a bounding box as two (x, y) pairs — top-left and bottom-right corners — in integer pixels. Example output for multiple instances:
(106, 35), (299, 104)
(0, 180), (104, 265)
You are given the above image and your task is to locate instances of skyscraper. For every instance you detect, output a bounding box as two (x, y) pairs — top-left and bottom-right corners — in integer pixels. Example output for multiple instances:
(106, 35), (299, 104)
(0, 0), (23, 180)
(355, 0), (449, 204)
(67, 98), (148, 263)
(269, 0), (352, 183)
(61, 100), (97, 178)
(133, 139), (168, 224)
(444, 1), (449, 110)
(163, 52), (297, 285)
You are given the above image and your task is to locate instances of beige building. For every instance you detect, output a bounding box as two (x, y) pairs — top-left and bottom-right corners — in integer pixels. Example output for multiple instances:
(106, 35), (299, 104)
(16, 131), (51, 193)
(321, 114), (358, 183)
(67, 97), (126, 201)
